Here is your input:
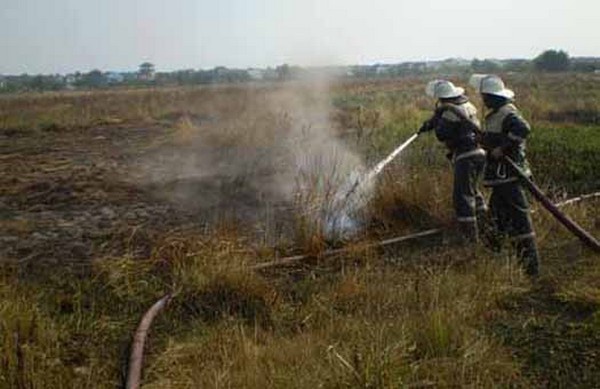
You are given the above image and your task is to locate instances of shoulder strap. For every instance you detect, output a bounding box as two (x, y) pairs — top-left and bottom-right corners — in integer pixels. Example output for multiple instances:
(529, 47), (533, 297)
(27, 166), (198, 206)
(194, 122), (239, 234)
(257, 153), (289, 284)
(436, 103), (482, 134)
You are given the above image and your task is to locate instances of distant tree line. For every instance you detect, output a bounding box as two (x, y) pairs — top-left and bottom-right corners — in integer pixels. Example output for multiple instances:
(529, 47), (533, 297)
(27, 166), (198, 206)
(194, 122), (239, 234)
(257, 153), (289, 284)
(1, 51), (598, 93)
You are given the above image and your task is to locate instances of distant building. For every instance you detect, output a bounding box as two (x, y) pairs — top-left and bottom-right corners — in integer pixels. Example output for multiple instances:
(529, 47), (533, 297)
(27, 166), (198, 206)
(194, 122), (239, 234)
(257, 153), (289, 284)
(0, 76), (6, 89)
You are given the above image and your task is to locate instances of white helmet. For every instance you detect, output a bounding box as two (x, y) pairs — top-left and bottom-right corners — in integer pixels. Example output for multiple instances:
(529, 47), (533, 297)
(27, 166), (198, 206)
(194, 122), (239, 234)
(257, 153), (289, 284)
(425, 80), (465, 99)
(469, 74), (515, 99)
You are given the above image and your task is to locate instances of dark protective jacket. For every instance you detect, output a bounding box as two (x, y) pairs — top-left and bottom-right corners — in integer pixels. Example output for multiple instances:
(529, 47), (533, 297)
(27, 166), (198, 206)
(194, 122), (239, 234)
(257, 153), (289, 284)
(481, 102), (532, 186)
(424, 96), (485, 161)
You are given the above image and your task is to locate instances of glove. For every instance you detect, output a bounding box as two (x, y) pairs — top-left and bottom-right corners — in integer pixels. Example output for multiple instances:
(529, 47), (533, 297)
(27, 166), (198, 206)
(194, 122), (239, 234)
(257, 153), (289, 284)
(418, 119), (434, 134)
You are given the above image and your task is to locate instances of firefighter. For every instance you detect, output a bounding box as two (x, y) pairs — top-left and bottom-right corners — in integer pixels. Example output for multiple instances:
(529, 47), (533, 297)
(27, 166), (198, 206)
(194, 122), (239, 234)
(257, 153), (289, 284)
(419, 80), (487, 243)
(470, 74), (540, 276)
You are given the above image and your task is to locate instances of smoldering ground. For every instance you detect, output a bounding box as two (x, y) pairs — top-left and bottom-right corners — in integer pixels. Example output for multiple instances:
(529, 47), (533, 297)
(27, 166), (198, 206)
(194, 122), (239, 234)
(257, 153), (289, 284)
(132, 82), (372, 242)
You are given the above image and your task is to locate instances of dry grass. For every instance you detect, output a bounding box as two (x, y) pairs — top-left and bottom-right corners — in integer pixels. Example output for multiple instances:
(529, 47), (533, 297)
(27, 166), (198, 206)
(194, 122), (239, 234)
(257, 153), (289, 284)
(1, 74), (599, 388)
(134, 245), (528, 388)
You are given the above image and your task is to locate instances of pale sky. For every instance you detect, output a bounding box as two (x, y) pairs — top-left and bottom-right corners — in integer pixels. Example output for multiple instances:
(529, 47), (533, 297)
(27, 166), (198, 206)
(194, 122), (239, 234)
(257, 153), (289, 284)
(1, 0), (598, 74)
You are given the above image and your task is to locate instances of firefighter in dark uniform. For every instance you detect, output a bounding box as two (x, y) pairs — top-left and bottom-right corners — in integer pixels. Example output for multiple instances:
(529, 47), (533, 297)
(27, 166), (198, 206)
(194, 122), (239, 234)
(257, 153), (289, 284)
(419, 80), (487, 243)
(470, 74), (540, 276)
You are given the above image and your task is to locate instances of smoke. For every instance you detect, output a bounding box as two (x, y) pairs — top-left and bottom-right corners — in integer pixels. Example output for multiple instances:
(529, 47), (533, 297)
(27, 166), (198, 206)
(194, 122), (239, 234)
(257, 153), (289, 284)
(275, 81), (373, 239)
(134, 80), (371, 240)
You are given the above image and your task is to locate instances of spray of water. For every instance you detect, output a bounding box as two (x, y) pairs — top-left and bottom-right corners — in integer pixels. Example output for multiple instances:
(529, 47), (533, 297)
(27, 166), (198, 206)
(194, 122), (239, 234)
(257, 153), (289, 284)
(322, 170), (368, 238)
(323, 132), (420, 238)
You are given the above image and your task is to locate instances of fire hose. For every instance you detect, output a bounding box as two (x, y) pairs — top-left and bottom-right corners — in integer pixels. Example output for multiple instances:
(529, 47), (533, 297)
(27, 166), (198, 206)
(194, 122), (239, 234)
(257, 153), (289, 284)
(504, 156), (600, 252)
(126, 294), (173, 389)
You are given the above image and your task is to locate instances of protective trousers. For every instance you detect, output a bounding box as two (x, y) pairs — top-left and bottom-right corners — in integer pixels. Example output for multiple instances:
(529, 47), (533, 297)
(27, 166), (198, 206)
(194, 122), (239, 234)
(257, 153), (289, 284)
(453, 154), (486, 243)
(489, 182), (540, 276)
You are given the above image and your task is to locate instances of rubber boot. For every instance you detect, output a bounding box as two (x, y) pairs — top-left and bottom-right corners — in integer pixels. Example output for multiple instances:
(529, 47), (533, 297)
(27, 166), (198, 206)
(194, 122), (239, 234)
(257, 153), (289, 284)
(457, 221), (479, 244)
(515, 237), (540, 277)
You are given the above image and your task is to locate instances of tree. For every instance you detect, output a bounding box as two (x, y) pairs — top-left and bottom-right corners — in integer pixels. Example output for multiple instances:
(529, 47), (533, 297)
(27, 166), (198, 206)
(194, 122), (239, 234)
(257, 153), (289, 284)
(533, 50), (570, 72)
(75, 70), (107, 88)
(138, 62), (156, 81)
(276, 64), (291, 80)
(29, 74), (64, 91)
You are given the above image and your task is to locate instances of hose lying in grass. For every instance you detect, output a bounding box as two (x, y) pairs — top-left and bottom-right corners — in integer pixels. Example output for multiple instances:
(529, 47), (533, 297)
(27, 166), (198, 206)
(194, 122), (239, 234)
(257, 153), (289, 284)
(252, 190), (600, 271)
(251, 228), (442, 271)
(124, 190), (600, 387)
(126, 293), (172, 389)
(553, 192), (600, 208)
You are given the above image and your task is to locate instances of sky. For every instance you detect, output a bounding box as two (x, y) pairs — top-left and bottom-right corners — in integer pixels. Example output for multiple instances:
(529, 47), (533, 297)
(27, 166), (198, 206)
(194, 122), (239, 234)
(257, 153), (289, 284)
(1, 0), (598, 74)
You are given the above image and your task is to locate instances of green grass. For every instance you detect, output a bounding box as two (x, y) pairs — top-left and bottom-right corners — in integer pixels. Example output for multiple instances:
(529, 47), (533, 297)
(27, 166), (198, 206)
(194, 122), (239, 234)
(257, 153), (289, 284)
(529, 125), (600, 192)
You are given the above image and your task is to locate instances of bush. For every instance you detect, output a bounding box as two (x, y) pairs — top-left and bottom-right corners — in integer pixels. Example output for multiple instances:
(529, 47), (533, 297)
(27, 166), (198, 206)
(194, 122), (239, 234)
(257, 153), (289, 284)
(534, 50), (571, 72)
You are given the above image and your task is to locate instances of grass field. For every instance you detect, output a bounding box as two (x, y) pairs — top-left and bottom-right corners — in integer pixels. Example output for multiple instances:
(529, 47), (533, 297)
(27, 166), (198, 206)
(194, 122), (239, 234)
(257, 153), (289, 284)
(1, 73), (599, 388)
